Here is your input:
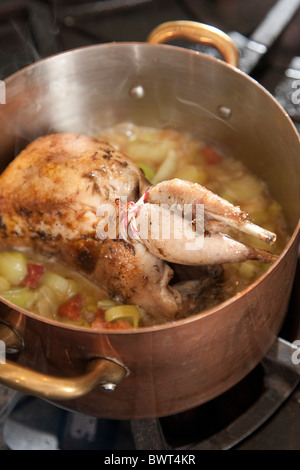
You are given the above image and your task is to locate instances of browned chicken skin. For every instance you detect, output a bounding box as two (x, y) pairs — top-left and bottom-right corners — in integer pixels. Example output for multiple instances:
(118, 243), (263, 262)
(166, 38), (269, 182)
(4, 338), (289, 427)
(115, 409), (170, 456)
(0, 133), (277, 324)
(0, 133), (181, 322)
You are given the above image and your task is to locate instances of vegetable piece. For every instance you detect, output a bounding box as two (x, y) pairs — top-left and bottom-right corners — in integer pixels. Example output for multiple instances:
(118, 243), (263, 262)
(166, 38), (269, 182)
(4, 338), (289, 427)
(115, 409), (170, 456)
(105, 305), (141, 328)
(34, 285), (60, 319)
(238, 261), (257, 280)
(0, 276), (10, 292)
(21, 264), (44, 289)
(224, 175), (265, 203)
(90, 307), (106, 328)
(269, 201), (282, 216)
(97, 299), (118, 310)
(220, 192), (235, 204)
(0, 251), (27, 285)
(195, 168), (208, 186)
(1, 287), (35, 309)
(91, 317), (107, 329)
(151, 149), (180, 184)
(127, 140), (176, 164)
(42, 272), (79, 301)
(175, 164), (208, 185)
(57, 294), (83, 322)
(107, 320), (133, 330)
(137, 163), (155, 182)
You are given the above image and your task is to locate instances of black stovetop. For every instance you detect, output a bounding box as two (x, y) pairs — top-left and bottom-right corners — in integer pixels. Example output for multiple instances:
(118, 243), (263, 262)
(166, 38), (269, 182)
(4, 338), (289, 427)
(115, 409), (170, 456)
(0, 0), (300, 451)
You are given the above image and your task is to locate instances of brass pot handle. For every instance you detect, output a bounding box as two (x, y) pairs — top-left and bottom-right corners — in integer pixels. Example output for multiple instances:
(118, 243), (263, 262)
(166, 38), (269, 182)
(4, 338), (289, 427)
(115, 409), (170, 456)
(0, 357), (127, 400)
(0, 357), (127, 399)
(0, 323), (127, 400)
(147, 20), (239, 68)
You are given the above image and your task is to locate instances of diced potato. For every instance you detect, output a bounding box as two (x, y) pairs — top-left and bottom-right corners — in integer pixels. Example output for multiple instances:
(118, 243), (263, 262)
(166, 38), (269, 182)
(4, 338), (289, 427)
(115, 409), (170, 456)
(86, 304), (98, 312)
(0, 276), (10, 292)
(65, 279), (80, 298)
(225, 175), (265, 203)
(206, 164), (231, 183)
(0, 251), (27, 285)
(238, 261), (258, 280)
(175, 164), (208, 185)
(42, 272), (79, 301)
(268, 201), (282, 216)
(241, 196), (268, 216)
(126, 140), (176, 164)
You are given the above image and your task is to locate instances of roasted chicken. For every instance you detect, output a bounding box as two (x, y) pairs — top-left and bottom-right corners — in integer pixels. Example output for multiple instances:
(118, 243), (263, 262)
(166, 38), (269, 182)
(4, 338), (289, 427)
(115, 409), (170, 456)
(0, 133), (277, 323)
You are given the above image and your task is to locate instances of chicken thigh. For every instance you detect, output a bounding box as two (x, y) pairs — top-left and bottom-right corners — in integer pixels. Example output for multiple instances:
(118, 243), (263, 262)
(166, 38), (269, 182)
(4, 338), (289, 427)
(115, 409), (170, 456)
(0, 133), (277, 323)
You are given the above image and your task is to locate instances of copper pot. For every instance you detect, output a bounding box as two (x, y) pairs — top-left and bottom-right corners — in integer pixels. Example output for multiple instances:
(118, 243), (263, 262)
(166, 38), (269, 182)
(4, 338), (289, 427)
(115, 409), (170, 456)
(0, 22), (299, 419)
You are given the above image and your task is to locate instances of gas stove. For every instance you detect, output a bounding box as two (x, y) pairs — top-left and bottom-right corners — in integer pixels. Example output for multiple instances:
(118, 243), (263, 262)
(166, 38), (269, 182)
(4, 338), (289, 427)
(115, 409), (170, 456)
(0, 0), (300, 451)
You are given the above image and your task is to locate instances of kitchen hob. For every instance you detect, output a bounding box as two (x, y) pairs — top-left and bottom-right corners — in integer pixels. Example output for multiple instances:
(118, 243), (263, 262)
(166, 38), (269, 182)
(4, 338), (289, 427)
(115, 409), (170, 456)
(0, 0), (300, 451)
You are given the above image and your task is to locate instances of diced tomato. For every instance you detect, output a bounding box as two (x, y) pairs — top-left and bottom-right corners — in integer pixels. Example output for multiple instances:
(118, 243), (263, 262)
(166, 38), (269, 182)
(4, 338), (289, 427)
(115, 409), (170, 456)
(21, 264), (44, 289)
(106, 320), (132, 330)
(202, 146), (222, 165)
(91, 310), (133, 330)
(90, 307), (106, 328)
(57, 294), (83, 322)
(91, 317), (107, 329)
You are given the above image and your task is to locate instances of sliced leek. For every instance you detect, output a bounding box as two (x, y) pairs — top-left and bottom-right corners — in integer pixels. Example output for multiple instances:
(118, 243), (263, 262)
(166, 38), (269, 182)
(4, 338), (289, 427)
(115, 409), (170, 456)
(1, 287), (35, 309)
(105, 305), (141, 328)
(137, 162), (155, 182)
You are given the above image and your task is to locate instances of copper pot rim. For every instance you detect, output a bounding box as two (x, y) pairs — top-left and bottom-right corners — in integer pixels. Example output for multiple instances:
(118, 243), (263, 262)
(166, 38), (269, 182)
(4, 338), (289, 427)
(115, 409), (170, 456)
(1, 40), (300, 336)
